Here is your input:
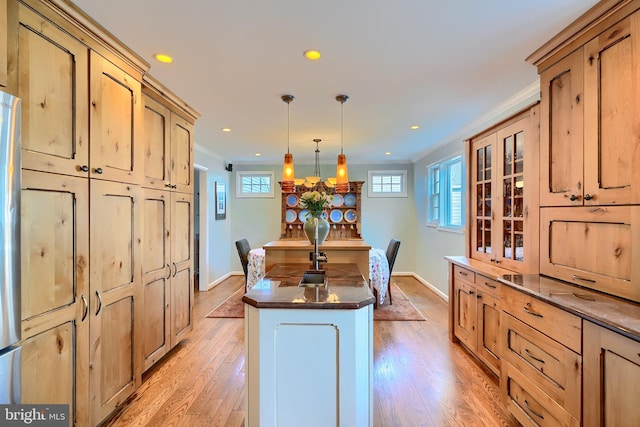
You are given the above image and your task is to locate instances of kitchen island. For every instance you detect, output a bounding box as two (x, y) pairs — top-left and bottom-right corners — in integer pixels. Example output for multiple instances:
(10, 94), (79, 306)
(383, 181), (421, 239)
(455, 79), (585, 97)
(243, 263), (375, 427)
(263, 239), (371, 282)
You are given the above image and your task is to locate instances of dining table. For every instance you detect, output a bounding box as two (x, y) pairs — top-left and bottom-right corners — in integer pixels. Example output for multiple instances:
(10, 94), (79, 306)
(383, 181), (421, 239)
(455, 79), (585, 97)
(246, 244), (391, 305)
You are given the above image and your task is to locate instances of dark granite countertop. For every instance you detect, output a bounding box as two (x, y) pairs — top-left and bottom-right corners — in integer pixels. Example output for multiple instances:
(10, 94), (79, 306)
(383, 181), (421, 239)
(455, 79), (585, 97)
(498, 274), (640, 342)
(242, 263), (375, 310)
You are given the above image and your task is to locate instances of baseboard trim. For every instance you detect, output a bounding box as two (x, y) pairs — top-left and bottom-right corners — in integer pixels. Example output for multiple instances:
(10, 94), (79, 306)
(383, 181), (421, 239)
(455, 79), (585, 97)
(392, 271), (449, 302)
(206, 271), (240, 291)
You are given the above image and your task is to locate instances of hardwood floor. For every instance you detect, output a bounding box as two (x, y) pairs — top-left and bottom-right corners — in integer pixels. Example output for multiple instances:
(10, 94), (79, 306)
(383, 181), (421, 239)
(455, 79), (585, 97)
(103, 276), (518, 427)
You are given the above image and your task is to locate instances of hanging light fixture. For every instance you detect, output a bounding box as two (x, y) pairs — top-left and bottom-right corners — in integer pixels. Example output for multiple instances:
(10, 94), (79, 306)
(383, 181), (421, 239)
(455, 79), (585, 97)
(303, 139), (323, 188)
(335, 94), (350, 193)
(281, 94), (295, 192)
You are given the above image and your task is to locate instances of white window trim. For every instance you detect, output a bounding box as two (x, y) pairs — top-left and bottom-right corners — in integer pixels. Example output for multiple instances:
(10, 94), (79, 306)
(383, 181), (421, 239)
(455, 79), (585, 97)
(426, 162), (440, 227)
(367, 169), (408, 198)
(235, 171), (275, 198)
(426, 154), (465, 233)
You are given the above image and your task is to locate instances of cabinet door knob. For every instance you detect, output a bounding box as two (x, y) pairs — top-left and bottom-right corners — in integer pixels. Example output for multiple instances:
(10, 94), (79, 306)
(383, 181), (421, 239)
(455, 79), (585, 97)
(468, 290), (474, 295)
(79, 165), (89, 172)
(569, 194), (578, 201)
(94, 167), (103, 174)
(584, 193), (593, 201)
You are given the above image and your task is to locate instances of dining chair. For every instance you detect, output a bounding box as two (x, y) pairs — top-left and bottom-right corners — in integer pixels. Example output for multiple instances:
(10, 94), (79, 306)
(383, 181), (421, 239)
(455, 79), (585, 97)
(235, 239), (251, 286)
(385, 238), (401, 304)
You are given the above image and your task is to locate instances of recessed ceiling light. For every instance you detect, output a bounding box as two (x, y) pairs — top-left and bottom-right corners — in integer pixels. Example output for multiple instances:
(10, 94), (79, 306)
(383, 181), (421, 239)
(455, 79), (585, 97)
(385, 152), (392, 156)
(255, 153), (262, 157)
(221, 128), (231, 132)
(410, 125), (420, 130)
(303, 50), (321, 61)
(153, 53), (174, 64)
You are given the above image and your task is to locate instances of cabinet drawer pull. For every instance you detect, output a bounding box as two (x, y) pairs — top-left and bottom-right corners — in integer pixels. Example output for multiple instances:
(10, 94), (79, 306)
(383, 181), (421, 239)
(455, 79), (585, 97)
(484, 281), (496, 289)
(572, 275), (596, 283)
(524, 399), (544, 420)
(459, 271), (468, 276)
(524, 348), (545, 364)
(522, 306), (543, 318)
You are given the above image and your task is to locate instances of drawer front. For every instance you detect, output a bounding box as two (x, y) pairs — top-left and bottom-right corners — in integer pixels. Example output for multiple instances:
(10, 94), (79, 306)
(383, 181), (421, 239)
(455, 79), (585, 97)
(501, 285), (582, 353)
(476, 274), (501, 296)
(502, 313), (581, 418)
(503, 362), (580, 427)
(453, 265), (475, 284)
(453, 279), (477, 350)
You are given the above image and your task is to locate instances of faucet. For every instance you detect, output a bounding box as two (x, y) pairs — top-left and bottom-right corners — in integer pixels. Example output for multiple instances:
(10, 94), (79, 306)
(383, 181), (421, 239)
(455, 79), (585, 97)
(312, 218), (328, 270)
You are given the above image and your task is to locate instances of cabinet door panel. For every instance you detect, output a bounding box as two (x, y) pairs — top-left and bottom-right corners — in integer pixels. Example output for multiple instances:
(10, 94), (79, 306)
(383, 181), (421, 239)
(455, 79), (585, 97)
(540, 206), (638, 302)
(470, 134), (496, 264)
(90, 180), (142, 425)
(17, 5), (89, 177)
(20, 171), (89, 426)
(142, 188), (170, 370)
(583, 321), (640, 427)
(584, 13), (640, 205)
(453, 280), (477, 350)
(21, 323), (74, 406)
(540, 50), (584, 207)
(171, 113), (194, 193)
(143, 96), (171, 190)
(90, 51), (142, 184)
(170, 192), (193, 345)
(477, 292), (500, 376)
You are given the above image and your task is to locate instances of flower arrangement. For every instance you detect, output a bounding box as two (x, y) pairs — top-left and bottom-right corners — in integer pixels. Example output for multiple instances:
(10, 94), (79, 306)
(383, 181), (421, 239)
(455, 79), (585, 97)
(299, 191), (334, 218)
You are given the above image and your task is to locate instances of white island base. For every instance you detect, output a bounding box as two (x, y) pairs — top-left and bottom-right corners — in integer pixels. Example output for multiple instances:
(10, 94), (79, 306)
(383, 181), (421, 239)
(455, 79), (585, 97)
(244, 304), (373, 427)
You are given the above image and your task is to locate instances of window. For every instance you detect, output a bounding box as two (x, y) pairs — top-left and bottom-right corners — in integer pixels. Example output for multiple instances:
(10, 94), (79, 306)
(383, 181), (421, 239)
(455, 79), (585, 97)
(427, 155), (464, 231)
(236, 171), (275, 198)
(367, 170), (407, 197)
(427, 163), (440, 225)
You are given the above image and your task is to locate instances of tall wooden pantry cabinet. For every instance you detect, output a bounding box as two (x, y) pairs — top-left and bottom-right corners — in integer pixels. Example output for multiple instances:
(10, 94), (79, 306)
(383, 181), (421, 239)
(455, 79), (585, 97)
(141, 75), (199, 372)
(6, 0), (199, 425)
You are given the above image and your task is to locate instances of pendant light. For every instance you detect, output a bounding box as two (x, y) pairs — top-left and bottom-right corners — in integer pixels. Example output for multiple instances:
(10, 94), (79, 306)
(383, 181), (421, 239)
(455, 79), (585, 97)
(281, 95), (295, 192)
(335, 94), (350, 193)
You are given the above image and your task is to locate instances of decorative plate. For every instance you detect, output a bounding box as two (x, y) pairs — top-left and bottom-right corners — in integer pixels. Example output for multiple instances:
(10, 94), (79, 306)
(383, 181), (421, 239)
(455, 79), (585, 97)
(298, 209), (309, 222)
(331, 194), (344, 207)
(344, 209), (357, 223)
(286, 194), (299, 207)
(329, 209), (343, 223)
(344, 193), (357, 207)
(285, 209), (297, 223)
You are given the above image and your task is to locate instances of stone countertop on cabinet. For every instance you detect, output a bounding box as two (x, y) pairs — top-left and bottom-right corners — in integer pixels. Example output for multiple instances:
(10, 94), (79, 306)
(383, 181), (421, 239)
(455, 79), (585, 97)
(445, 255), (515, 280)
(242, 263), (375, 310)
(445, 256), (640, 342)
(499, 273), (640, 342)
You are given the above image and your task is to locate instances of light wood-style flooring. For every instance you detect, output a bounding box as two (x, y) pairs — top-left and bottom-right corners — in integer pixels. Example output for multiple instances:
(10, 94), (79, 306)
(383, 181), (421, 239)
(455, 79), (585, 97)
(104, 276), (518, 426)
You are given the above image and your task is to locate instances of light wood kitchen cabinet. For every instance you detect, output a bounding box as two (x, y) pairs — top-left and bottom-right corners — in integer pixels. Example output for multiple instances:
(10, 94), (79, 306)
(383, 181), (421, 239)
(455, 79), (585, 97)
(583, 321), (640, 427)
(469, 106), (539, 273)
(16, 2), (90, 178)
(90, 50), (143, 185)
(1, 0), (7, 87)
(142, 189), (194, 371)
(536, 8), (640, 207)
(452, 265), (502, 377)
(500, 285), (582, 427)
(20, 170), (90, 426)
(540, 206), (639, 303)
(89, 179), (142, 426)
(142, 76), (197, 194)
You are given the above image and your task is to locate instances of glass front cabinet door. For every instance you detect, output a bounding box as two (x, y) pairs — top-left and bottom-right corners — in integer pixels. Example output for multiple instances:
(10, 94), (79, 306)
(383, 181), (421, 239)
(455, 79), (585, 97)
(469, 106), (539, 273)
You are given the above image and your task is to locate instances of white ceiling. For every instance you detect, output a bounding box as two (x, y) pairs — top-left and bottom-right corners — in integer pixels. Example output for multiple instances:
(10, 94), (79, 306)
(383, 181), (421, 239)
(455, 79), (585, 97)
(71, 0), (598, 165)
